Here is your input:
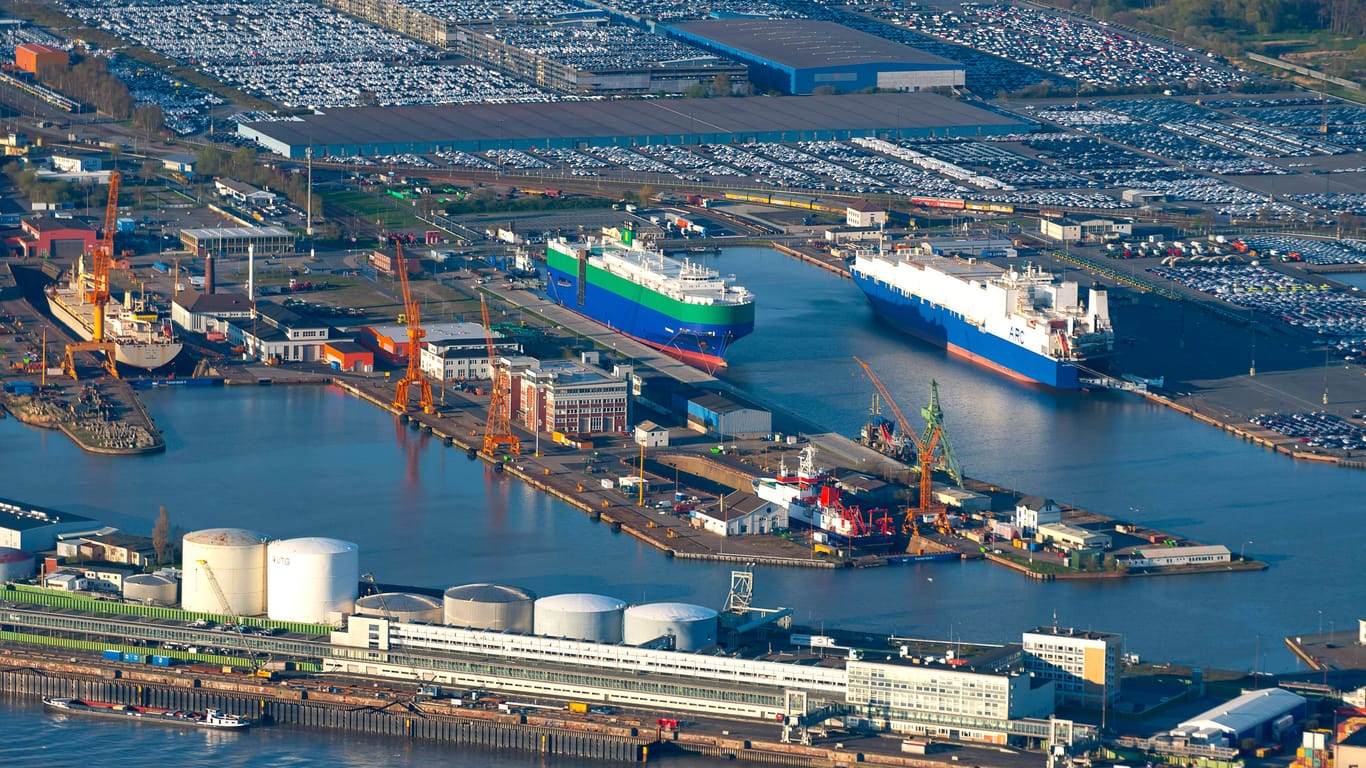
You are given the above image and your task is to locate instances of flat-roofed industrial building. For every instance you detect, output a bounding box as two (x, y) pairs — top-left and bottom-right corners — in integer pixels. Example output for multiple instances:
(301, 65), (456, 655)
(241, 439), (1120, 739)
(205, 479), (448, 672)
(666, 19), (964, 95)
(180, 226), (295, 257)
(237, 92), (1023, 159)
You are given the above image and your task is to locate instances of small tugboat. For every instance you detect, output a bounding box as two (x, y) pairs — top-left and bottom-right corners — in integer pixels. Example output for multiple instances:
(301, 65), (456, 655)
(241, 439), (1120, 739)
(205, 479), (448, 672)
(42, 697), (252, 729)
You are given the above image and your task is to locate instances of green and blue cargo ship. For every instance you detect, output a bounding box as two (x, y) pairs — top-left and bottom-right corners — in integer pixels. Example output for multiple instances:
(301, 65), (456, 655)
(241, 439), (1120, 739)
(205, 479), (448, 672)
(546, 227), (754, 370)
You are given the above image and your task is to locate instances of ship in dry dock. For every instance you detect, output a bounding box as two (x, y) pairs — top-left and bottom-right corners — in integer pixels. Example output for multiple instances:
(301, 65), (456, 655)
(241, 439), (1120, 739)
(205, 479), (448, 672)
(45, 255), (182, 370)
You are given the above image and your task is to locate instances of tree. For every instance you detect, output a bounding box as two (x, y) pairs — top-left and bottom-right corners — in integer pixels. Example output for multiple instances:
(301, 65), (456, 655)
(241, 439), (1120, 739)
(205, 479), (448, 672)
(132, 104), (165, 137)
(638, 183), (654, 205)
(139, 159), (161, 184)
(152, 505), (171, 564)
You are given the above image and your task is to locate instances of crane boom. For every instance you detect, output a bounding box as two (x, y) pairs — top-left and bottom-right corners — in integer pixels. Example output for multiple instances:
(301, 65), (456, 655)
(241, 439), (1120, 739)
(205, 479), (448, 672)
(852, 357), (952, 535)
(481, 295), (520, 457)
(196, 559), (234, 617)
(391, 241), (434, 414)
(90, 170), (120, 341)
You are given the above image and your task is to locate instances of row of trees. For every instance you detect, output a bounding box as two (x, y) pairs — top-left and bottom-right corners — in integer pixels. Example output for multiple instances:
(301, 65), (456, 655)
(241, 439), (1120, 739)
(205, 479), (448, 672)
(36, 55), (136, 119)
(3, 160), (78, 204)
(1064, 0), (1364, 37)
(193, 144), (320, 219)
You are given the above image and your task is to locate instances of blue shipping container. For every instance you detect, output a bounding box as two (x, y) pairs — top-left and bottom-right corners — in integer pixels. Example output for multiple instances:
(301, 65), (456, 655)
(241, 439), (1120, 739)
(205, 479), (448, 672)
(1027, 541), (1041, 552)
(102, 649), (122, 661)
(152, 262), (170, 273)
(151, 655), (172, 667)
(121, 652), (143, 664)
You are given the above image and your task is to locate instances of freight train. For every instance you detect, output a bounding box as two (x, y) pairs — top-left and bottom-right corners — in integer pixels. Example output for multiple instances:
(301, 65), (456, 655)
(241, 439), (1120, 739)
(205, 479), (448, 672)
(721, 192), (1014, 215)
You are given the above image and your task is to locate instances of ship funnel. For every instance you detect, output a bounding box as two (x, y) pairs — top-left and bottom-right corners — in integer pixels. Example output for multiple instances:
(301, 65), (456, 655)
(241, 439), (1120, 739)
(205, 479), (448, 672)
(1088, 286), (1110, 332)
(205, 253), (216, 295)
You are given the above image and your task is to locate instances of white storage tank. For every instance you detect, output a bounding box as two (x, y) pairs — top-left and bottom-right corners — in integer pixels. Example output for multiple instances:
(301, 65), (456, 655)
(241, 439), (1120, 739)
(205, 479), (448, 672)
(624, 602), (718, 651)
(267, 537), (359, 625)
(0, 547), (35, 582)
(181, 528), (269, 615)
(355, 592), (443, 624)
(534, 593), (626, 643)
(123, 573), (179, 605)
(443, 583), (535, 632)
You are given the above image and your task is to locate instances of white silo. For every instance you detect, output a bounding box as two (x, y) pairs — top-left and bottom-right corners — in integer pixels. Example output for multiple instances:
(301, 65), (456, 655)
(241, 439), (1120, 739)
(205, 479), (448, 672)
(533, 593), (626, 643)
(624, 602), (718, 651)
(123, 573), (179, 605)
(266, 537), (359, 625)
(443, 583), (536, 632)
(0, 547), (35, 582)
(355, 592), (443, 623)
(181, 528), (269, 615)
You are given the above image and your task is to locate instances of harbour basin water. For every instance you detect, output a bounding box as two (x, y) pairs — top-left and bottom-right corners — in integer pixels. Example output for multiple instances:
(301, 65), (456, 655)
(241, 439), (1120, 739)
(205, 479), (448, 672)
(0, 248), (1361, 764)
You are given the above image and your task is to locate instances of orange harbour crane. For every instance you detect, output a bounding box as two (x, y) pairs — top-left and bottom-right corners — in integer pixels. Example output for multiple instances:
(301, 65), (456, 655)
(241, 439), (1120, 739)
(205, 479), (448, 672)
(390, 240), (434, 414)
(480, 295), (520, 457)
(852, 356), (959, 536)
(63, 171), (120, 379)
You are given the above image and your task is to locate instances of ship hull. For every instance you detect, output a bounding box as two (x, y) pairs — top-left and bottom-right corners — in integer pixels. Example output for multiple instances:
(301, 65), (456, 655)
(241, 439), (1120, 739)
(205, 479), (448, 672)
(42, 698), (251, 729)
(852, 271), (1082, 390)
(545, 252), (753, 371)
(47, 291), (183, 370)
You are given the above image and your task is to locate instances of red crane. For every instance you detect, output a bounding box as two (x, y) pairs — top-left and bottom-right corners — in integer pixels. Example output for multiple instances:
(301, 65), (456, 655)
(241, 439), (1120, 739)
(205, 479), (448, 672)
(390, 240), (433, 414)
(853, 356), (952, 536)
(481, 294), (520, 457)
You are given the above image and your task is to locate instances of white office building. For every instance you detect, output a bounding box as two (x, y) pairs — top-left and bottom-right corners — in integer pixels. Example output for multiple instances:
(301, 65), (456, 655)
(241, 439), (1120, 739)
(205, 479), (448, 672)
(1022, 627), (1121, 708)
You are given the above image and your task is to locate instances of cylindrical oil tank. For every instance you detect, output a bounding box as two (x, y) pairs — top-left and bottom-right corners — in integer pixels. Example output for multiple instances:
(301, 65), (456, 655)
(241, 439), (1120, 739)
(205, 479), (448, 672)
(266, 537), (359, 625)
(0, 547), (35, 582)
(123, 573), (179, 605)
(533, 593), (626, 643)
(623, 602), (718, 651)
(355, 592), (442, 624)
(443, 583), (535, 632)
(181, 528), (269, 615)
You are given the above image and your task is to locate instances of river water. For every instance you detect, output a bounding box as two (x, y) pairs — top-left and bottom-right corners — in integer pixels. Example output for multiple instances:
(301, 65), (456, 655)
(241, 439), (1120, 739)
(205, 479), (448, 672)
(1, 246), (1361, 765)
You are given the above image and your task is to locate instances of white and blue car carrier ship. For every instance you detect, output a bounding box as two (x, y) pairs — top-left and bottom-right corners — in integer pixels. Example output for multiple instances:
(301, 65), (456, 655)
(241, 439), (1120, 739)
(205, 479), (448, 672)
(850, 245), (1114, 390)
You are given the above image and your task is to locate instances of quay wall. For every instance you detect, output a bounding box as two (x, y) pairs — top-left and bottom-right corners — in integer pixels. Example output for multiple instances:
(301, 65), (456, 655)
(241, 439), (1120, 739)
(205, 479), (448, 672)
(0, 661), (651, 762)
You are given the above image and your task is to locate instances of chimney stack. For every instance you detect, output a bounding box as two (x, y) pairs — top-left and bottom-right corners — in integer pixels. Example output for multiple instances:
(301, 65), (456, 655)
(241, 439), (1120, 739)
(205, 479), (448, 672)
(205, 253), (216, 295)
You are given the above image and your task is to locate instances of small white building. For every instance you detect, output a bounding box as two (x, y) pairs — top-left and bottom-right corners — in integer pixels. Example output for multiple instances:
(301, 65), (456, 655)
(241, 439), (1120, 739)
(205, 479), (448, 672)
(44, 571), (89, 591)
(846, 200), (887, 228)
(1036, 522), (1111, 551)
(215, 177), (278, 206)
(634, 420), (669, 448)
(1127, 544), (1230, 568)
(1014, 496), (1061, 536)
(51, 154), (102, 173)
(692, 491), (786, 536)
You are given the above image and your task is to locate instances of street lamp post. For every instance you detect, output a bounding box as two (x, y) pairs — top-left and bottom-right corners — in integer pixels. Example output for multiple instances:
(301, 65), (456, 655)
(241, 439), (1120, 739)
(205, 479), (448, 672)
(1240, 540), (1253, 560)
(305, 146), (314, 237)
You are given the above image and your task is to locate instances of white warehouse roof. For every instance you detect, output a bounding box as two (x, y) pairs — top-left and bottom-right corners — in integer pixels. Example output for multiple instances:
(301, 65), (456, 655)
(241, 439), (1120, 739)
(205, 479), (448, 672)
(1177, 688), (1304, 737)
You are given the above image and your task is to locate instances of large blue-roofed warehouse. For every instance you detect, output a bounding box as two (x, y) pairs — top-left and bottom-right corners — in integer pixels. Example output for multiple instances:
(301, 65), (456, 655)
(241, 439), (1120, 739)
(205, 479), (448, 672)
(665, 19), (964, 95)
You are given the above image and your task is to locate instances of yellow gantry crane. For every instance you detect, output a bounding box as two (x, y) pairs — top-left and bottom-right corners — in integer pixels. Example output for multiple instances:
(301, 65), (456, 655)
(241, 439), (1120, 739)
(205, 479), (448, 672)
(390, 240), (434, 414)
(480, 294), (520, 457)
(63, 170), (121, 379)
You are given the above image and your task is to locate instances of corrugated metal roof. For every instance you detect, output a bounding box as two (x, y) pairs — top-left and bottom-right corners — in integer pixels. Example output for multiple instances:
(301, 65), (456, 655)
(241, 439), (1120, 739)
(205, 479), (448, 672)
(242, 92), (1020, 152)
(1177, 688), (1305, 736)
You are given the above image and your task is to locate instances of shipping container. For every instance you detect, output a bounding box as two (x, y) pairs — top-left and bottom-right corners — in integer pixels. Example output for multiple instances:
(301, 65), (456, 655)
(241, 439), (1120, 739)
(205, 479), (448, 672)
(151, 655), (172, 667)
(569, 702), (589, 714)
(102, 649), (122, 661)
(121, 652), (144, 664)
